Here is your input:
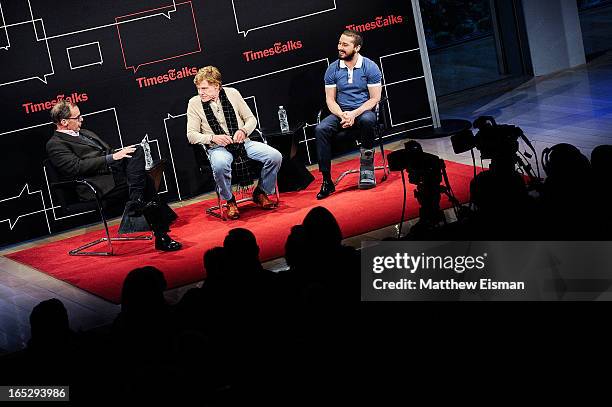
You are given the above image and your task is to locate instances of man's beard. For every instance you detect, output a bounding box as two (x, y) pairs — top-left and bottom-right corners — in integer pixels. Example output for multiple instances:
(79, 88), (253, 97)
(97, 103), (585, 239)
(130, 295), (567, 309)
(338, 49), (356, 61)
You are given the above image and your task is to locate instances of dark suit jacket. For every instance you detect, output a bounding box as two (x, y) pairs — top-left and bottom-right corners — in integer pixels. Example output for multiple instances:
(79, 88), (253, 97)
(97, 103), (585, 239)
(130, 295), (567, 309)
(46, 129), (116, 200)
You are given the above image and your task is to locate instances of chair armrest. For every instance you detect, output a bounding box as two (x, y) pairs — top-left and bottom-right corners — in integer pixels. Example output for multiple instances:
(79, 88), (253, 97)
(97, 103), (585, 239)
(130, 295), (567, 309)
(49, 180), (80, 189)
(50, 179), (101, 199)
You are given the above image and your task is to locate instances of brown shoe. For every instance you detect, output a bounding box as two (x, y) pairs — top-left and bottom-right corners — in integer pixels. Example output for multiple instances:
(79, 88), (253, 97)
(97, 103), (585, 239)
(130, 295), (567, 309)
(226, 200), (240, 220)
(253, 188), (277, 209)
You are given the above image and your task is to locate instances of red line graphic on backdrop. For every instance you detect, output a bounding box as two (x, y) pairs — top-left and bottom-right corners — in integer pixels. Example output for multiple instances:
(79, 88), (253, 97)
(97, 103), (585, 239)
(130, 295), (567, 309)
(115, 1), (201, 73)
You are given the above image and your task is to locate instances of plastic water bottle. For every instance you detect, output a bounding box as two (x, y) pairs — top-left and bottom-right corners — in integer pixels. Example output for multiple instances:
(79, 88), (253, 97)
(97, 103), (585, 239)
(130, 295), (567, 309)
(278, 106), (289, 134)
(141, 135), (153, 170)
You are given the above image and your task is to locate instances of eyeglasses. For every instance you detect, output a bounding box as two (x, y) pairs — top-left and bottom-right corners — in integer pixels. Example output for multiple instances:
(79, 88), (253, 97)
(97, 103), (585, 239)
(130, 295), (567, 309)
(66, 115), (83, 121)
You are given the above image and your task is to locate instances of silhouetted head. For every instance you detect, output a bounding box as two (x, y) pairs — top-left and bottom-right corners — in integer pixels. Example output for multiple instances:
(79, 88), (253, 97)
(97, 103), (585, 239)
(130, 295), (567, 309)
(302, 206), (343, 248)
(203, 246), (226, 281)
(285, 224), (306, 270)
(29, 298), (70, 346)
(121, 266), (167, 312)
(542, 143), (591, 180)
(591, 144), (612, 176)
(224, 228), (260, 263)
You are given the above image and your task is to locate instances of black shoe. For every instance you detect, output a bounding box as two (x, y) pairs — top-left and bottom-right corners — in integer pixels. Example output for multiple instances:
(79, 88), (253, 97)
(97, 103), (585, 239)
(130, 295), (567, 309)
(155, 233), (182, 251)
(316, 179), (335, 200)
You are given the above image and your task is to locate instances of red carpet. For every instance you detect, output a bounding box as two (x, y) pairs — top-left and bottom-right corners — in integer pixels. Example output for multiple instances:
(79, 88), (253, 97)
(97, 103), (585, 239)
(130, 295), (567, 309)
(7, 156), (477, 303)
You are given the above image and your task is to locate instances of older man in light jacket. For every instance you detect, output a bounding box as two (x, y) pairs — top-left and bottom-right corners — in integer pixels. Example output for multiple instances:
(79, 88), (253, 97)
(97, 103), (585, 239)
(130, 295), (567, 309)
(187, 66), (282, 219)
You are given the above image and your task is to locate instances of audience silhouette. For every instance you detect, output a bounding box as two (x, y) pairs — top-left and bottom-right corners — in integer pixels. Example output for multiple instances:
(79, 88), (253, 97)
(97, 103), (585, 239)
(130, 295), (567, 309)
(2, 142), (609, 401)
(539, 143), (596, 238)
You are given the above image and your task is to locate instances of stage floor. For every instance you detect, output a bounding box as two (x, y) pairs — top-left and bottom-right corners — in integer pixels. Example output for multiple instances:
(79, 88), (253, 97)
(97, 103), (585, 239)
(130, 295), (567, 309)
(3, 51), (612, 353)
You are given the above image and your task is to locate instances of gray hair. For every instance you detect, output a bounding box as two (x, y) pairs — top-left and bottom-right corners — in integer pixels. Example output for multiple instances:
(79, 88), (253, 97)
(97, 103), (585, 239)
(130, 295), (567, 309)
(50, 100), (73, 124)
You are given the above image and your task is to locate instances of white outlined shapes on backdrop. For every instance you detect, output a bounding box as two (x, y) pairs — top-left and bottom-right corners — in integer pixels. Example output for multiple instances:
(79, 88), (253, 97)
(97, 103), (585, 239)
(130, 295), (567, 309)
(231, 0), (336, 37)
(115, 1), (200, 73)
(379, 49), (432, 128)
(0, 18), (54, 86)
(0, 1), (9, 50)
(66, 41), (103, 70)
(0, 184), (51, 233)
(0, 0), (200, 86)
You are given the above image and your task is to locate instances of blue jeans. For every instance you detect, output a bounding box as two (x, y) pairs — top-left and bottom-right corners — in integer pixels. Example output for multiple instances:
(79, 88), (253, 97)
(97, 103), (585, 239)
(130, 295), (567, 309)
(314, 110), (377, 173)
(207, 139), (282, 201)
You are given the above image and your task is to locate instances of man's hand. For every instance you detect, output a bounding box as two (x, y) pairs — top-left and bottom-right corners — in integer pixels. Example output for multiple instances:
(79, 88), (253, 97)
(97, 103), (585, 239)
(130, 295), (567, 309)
(112, 146), (136, 161)
(340, 111), (356, 128)
(212, 134), (234, 146)
(233, 129), (247, 143)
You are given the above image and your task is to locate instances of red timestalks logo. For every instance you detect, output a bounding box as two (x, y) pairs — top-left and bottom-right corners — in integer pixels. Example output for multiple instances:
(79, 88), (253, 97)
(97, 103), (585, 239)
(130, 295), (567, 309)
(345, 15), (404, 33)
(22, 93), (89, 114)
(135, 66), (199, 88)
(243, 40), (303, 62)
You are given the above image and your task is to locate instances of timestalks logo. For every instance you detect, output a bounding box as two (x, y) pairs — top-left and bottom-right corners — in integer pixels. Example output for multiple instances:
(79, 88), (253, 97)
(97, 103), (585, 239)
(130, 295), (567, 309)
(345, 15), (404, 33)
(243, 40), (303, 62)
(22, 93), (89, 114)
(136, 66), (198, 89)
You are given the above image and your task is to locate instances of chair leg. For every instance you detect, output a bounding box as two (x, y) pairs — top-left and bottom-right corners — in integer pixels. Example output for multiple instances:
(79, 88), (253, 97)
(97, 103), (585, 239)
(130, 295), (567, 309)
(335, 139), (389, 186)
(206, 191), (227, 220)
(274, 180), (280, 206)
(220, 194), (226, 220)
(334, 169), (360, 185)
(68, 196), (152, 256)
(206, 189), (257, 221)
(207, 182), (280, 220)
(379, 138), (389, 182)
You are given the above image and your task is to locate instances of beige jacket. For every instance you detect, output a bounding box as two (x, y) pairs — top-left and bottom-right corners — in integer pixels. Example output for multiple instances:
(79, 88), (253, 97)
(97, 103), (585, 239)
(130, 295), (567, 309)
(186, 87), (257, 148)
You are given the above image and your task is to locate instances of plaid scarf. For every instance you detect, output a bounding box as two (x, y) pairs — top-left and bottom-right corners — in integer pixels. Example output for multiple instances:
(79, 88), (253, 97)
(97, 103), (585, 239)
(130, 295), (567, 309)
(201, 88), (255, 187)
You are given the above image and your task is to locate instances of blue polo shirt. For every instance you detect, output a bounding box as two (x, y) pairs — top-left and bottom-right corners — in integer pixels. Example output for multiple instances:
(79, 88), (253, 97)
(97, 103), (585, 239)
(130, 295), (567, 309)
(324, 54), (382, 111)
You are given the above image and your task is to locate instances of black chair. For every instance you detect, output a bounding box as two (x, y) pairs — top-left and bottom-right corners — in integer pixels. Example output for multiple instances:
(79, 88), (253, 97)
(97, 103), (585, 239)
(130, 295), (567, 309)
(191, 130), (280, 220)
(43, 159), (166, 256)
(316, 99), (390, 185)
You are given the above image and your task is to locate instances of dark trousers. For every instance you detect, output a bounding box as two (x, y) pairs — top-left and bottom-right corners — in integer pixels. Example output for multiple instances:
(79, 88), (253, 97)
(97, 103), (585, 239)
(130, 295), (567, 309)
(104, 145), (150, 202)
(314, 110), (377, 173)
(102, 146), (174, 233)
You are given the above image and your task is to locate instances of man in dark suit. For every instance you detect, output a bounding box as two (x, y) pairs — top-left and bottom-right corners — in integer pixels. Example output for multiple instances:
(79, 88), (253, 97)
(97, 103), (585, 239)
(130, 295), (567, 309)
(46, 100), (181, 251)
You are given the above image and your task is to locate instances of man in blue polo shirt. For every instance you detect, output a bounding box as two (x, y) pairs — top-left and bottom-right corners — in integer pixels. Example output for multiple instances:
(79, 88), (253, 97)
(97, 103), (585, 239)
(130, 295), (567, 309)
(315, 29), (382, 199)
